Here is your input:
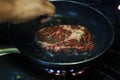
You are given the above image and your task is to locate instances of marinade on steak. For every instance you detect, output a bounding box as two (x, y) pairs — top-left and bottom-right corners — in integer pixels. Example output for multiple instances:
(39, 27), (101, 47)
(36, 25), (94, 53)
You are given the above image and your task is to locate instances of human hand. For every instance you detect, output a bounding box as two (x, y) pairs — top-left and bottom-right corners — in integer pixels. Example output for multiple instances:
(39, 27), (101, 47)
(11, 0), (55, 24)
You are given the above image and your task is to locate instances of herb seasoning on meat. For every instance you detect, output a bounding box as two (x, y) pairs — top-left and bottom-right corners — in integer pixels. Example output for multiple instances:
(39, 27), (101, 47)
(36, 25), (94, 54)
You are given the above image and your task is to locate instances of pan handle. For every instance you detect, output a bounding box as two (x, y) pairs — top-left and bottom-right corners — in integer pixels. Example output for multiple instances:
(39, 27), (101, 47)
(0, 47), (20, 56)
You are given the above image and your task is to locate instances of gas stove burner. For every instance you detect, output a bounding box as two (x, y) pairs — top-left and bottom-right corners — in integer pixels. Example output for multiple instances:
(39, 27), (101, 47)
(71, 67), (89, 76)
(44, 68), (66, 76)
(43, 67), (90, 76)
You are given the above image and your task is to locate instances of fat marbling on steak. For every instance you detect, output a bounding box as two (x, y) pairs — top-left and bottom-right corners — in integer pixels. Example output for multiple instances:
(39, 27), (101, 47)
(36, 25), (94, 53)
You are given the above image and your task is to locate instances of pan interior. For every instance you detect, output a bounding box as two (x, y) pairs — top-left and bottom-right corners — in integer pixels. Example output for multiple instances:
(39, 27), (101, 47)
(21, 1), (114, 65)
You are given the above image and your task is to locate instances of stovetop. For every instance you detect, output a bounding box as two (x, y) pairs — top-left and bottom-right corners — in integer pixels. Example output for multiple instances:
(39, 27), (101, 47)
(0, 0), (120, 80)
(0, 48), (120, 80)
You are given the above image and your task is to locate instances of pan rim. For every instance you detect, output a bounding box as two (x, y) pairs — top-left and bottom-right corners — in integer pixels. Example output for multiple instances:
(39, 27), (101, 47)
(31, 0), (114, 66)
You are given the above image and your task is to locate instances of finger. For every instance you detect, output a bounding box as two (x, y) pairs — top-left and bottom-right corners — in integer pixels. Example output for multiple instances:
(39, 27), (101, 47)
(40, 1), (56, 16)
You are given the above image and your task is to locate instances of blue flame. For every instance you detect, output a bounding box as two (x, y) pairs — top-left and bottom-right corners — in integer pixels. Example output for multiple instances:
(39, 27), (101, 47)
(49, 69), (54, 73)
(57, 70), (61, 74)
(70, 69), (74, 72)
(45, 68), (49, 71)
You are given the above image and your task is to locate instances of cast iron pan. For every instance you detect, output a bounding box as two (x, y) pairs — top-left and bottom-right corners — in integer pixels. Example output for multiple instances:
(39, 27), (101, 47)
(0, 1), (114, 69)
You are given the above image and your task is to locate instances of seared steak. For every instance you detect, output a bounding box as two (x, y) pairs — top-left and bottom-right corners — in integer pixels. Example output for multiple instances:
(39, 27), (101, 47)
(36, 25), (94, 53)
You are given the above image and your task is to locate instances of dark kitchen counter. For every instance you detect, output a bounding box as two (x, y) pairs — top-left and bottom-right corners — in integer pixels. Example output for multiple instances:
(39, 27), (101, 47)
(0, 53), (54, 80)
